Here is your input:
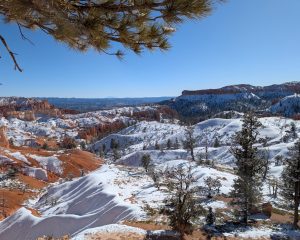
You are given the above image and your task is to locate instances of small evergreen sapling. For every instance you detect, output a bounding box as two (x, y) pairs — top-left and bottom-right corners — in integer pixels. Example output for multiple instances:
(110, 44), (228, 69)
(141, 154), (152, 172)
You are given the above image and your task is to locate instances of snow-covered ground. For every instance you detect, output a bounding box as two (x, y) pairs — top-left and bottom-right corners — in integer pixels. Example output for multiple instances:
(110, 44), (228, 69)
(1, 113), (300, 239)
(0, 161), (235, 239)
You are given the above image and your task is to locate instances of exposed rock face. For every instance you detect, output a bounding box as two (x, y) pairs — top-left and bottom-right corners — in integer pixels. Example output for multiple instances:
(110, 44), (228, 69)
(0, 126), (9, 148)
(0, 97), (62, 121)
(181, 81), (300, 97)
(162, 81), (300, 121)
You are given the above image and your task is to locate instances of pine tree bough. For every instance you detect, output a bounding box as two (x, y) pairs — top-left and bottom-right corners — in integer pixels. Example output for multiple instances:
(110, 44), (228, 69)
(0, 35), (22, 72)
(0, 0), (222, 71)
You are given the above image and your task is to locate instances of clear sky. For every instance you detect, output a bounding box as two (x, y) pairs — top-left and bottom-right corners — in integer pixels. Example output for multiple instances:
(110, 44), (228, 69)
(1, 0), (300, 98)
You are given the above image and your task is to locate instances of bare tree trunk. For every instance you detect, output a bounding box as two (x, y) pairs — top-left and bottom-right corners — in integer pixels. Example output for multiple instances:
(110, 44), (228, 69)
(294, 153), (300, 229)
(294, 179), (299, 228)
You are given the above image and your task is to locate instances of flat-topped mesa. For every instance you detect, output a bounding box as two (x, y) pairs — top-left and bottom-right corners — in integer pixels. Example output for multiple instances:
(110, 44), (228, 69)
(0, 97), (62, 121)
(181, 82), (300, 96)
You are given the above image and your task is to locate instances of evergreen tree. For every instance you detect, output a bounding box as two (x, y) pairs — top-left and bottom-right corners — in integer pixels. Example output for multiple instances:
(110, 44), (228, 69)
(0, 0), (222, 71)
(112, 148), (120, 161)
(206, 207), (216, 226)
(7, 167), (17, 179)
(110, 138), (119, 149)
(80, 141), (86, 150)
(213, 137), (220, 148)
(167, 139), (172, 149)
(174, 138), (180, 149)
(42, 143), (49, 150)
(102, 144), (106, 153)
(163, 165), (205, 236)
(291, 122), (298, 139)
(281, 140), (300, 229)
(230, 112), (263, 224)
(141, 154), (151, 172)
(183, 126), (196, 161)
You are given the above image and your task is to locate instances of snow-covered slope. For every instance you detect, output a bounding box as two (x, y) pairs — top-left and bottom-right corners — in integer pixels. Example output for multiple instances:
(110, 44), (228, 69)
(270, 94), (300, 117)
(92, 117), (299, 166)
(0, 161), (235, 239)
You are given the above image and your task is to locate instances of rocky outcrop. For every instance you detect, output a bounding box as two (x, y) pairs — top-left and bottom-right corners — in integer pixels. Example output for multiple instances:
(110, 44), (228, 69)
(0, 126), (9, 148)
(0, 98), (62, 121)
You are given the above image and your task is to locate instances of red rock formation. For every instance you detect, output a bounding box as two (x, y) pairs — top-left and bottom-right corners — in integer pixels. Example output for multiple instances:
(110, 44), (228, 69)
(0, 126), (9, 148)
(0, 98), (63, 121)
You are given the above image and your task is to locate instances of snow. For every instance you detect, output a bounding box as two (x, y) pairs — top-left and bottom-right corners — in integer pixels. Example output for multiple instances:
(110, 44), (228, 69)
(6, 151), (31, 165)
(28, 154), (63, 174)
(72, 224), (146, 240)
(23, 167), (48, 181)
(270, 94), (300, 116)
(2, 110), (300, 239)
(223, 226), (300, 239)
(0, 161), (235, 239)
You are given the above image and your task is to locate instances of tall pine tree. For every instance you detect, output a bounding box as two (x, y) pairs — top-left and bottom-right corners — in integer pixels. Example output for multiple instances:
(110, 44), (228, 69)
(231, 112), (263, 224)
(281, 140), (300, 229)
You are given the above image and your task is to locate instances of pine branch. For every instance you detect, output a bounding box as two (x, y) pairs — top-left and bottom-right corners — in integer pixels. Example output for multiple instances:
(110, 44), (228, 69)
(0, 34), (22, 72)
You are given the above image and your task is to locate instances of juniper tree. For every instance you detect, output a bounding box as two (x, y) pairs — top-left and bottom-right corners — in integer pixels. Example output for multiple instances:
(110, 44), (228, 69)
(281, 140), (300, 229)
(163, 165), (205, 236)
(183, 126), (196, 161)
(230, 112), (263, 225)
(0, 0), (222, 71)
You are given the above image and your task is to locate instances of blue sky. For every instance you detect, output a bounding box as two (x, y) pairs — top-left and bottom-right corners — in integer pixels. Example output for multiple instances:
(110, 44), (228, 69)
(0, 0), (300, 98)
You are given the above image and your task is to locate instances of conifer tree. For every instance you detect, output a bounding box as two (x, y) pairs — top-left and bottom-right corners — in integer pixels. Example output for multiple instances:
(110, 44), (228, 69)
(290, 122), (298, 139)
(0, 0), (222, 70)
(213, 137), (220, 148)
(163, 165), (205, 236)
(281, 140), (300, 229)
(183, 126), (196, 161)
(206, 207), (216, 226)
(141, 154), (151, 172)
(167, 139), (172, 149)
(230, 112), (263, 224)
(174, 138), (180, 149)
(112, 148), (120, 161)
